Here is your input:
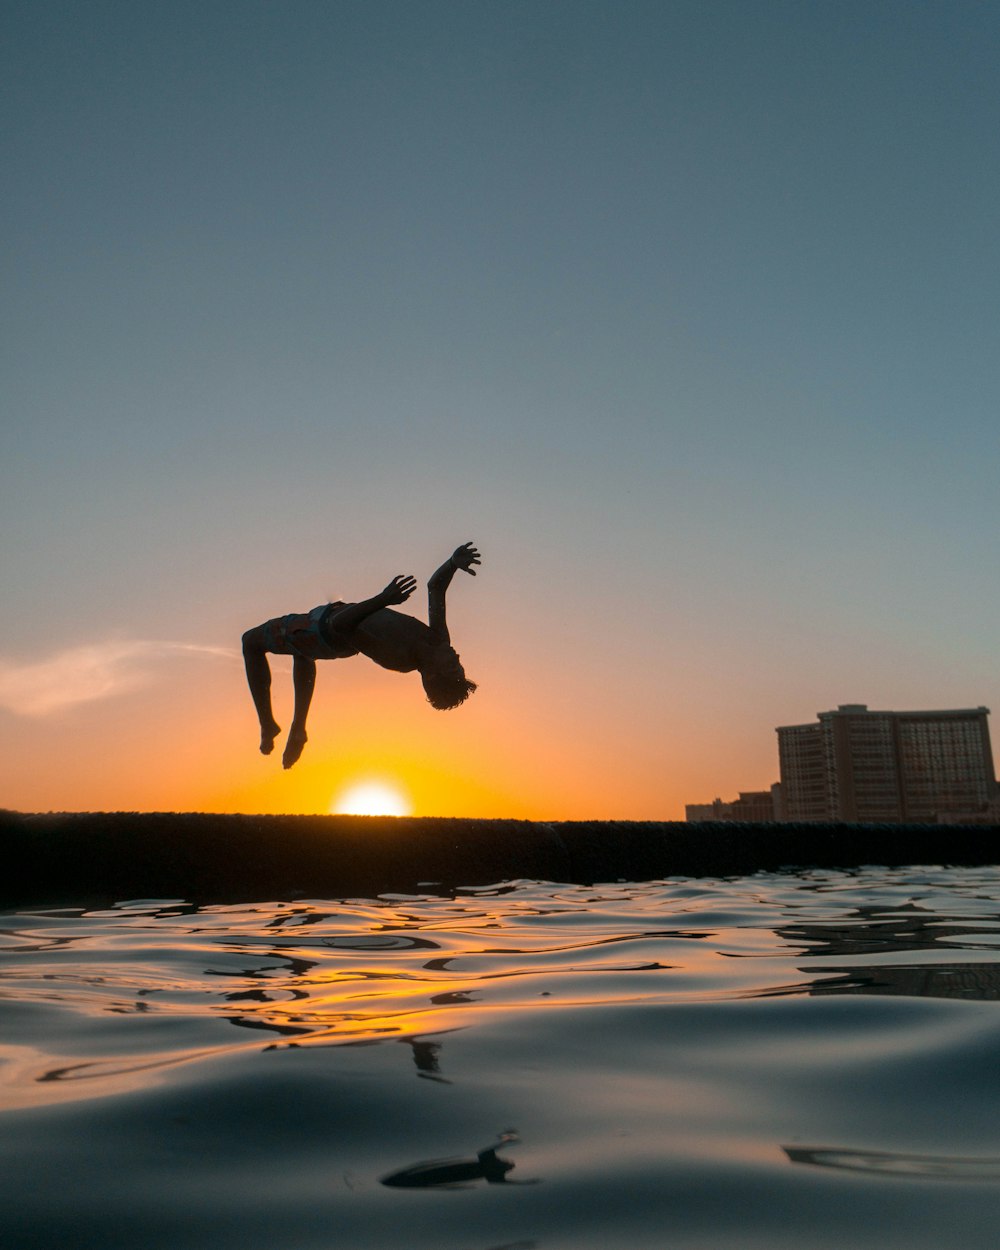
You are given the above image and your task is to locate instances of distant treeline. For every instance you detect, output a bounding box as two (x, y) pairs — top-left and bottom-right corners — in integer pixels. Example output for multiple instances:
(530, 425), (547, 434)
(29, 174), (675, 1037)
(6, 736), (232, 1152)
(2, 810), (998, 908)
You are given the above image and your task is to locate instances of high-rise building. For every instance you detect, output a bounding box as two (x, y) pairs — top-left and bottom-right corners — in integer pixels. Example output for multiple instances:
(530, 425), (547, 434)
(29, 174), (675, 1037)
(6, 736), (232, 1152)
(777, 704), (997, 822)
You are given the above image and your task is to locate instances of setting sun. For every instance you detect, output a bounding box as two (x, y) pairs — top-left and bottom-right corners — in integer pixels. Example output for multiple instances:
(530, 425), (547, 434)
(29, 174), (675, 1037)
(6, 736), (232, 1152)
(331, 779), (412, 817)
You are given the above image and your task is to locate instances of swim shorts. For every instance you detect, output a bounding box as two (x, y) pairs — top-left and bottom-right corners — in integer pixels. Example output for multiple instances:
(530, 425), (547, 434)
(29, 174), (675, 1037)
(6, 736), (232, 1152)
(260, 603), (360, 661)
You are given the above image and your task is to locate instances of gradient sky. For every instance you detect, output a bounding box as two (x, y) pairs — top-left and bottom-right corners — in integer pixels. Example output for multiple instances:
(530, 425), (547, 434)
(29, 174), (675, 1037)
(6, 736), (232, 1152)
(3, 0), (998, 819)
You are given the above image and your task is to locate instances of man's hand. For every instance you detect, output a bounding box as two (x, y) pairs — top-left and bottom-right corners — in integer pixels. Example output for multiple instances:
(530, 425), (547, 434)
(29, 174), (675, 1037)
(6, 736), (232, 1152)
(382, 574), (417, 604)
(450, 542), (482, 576)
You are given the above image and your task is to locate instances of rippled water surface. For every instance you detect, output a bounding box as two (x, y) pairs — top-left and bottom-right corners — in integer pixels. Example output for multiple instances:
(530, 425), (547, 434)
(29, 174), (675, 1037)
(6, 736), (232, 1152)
(4, 866), (1000, 1248)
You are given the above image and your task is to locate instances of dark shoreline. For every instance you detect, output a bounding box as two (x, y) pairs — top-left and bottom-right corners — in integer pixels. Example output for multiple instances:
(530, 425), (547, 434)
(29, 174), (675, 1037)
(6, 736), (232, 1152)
(2, 809), (998, 908)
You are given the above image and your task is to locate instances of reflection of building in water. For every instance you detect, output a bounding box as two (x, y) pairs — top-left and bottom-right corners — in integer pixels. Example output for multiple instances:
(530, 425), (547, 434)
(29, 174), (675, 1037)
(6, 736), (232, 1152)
(687, 703), (1000, 823)
(779, 905), (1000, 1001)
(778, 704), (998, 823)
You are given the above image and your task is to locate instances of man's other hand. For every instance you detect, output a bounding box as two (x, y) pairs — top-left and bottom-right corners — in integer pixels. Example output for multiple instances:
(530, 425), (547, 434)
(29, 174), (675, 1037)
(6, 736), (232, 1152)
(382, 574), (417, 603)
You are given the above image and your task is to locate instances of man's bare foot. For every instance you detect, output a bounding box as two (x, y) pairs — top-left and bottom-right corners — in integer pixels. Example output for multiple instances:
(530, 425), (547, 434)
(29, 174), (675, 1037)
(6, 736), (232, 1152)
(282, 725), (308, 769)
(259, 721), (281, 756)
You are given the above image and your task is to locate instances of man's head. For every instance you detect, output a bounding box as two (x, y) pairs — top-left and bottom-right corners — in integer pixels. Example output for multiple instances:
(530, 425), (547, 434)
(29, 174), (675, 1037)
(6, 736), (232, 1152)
(420, 646), (478, 710)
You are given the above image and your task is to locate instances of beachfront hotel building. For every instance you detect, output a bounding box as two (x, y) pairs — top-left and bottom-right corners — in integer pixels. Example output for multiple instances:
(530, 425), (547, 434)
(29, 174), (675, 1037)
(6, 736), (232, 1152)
(777, 704), (997, 823)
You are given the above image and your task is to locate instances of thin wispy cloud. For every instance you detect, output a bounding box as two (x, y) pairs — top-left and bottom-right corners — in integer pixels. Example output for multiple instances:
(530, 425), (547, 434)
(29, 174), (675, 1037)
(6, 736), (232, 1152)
(0, 641), (236, 717)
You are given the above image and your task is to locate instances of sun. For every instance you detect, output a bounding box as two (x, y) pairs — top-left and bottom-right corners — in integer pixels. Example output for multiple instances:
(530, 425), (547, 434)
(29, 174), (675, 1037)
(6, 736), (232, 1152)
(330, 779), (412, 817)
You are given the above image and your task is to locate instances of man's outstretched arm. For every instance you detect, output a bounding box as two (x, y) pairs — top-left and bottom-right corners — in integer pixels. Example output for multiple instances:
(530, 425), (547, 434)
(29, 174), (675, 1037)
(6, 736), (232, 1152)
(326, 574), (417, 636)
(428, 542), (481, 643)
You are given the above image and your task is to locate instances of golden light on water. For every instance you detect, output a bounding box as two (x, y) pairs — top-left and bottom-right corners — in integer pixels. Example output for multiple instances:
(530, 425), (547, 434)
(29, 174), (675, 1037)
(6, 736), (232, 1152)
(331, 779), (412, 817)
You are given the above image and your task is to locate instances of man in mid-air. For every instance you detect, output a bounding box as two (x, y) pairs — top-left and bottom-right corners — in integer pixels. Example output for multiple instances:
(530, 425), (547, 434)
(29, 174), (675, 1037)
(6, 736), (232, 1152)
(241, 542), (481, 768)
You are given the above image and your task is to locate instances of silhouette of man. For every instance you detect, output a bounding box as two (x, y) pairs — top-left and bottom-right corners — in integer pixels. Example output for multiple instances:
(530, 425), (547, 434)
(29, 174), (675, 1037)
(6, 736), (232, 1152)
(242, 542), (481, 768)
(381, 1131), (524, 1188)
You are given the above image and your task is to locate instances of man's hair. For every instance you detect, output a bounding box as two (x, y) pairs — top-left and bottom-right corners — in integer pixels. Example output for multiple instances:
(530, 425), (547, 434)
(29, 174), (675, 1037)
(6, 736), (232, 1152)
(421, 670), (478, 711)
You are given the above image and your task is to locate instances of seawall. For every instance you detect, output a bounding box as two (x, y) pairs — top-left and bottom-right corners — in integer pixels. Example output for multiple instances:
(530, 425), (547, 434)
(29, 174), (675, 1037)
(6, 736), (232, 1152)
(3, 810), (999, 908)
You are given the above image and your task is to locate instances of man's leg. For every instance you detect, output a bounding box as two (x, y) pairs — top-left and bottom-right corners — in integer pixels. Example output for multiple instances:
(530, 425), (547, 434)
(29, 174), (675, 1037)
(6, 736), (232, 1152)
(242, 626), (282, 755)
(283, 654), (317, 769)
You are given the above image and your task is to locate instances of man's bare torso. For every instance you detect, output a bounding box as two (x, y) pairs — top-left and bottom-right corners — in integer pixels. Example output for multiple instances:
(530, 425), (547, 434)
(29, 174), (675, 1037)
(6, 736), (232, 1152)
(346, 607), (436, 673)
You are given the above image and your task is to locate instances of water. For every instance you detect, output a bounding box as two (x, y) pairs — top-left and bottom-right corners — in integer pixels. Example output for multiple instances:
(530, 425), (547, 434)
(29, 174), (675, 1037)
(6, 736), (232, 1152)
(3, 866), (1000, 1249)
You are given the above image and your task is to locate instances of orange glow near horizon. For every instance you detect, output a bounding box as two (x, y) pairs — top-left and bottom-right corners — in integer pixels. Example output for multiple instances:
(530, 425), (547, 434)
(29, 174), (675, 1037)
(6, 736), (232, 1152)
(3, 651), (755, 820)
(200, 730), (573, 820)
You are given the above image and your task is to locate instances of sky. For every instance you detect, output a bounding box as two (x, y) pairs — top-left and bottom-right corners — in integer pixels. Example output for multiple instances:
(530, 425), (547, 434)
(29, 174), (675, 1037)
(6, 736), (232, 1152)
(2, 0), (998, 819)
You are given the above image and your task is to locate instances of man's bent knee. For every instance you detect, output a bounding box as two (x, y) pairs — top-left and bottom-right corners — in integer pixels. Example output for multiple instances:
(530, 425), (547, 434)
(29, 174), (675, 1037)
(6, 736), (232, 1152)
(242, 625), (268, 655)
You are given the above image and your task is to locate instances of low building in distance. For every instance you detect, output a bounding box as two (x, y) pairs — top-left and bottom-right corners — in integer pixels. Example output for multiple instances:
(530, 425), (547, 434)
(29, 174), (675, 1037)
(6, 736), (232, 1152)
(686, 786), (782, 823)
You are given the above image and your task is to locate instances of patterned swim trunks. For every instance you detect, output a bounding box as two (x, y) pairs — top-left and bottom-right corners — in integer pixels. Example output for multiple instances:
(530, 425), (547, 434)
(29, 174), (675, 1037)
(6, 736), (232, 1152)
(260, 603), (359, 661)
